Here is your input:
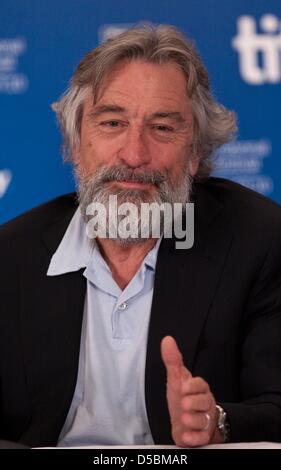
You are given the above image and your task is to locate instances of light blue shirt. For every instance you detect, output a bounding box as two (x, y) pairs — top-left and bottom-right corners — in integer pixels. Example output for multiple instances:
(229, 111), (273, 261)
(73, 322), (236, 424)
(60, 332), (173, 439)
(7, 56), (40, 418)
(47, 208), (161, 446)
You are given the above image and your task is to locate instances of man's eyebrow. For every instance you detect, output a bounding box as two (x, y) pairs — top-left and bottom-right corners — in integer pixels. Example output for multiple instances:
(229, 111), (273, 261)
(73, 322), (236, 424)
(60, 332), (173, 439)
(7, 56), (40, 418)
(148, 111), (186, 123)
(87, 106), (187, 123)
(89, 104), (126, 118)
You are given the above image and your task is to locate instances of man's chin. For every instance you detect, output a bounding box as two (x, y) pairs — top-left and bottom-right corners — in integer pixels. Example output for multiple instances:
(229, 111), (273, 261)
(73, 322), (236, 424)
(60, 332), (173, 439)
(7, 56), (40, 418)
(97, 235), (153, 247)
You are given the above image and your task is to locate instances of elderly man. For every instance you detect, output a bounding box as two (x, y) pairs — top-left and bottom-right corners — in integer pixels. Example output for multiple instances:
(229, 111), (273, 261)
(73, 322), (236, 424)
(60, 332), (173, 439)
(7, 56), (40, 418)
(0, 25), (281, 448)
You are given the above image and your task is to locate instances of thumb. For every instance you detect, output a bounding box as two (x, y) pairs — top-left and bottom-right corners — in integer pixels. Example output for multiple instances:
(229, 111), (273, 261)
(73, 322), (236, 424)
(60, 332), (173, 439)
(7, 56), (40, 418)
(161, 336), (191, 383)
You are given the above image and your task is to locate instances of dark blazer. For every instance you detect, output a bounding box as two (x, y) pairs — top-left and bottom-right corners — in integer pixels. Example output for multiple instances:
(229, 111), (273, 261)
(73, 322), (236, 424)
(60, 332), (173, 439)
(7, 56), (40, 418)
(1, 177), (281, 447)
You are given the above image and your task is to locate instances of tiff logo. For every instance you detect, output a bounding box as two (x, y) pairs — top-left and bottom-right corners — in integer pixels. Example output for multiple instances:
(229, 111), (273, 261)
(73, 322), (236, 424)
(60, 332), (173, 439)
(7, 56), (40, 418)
(232, 14), (281, 84)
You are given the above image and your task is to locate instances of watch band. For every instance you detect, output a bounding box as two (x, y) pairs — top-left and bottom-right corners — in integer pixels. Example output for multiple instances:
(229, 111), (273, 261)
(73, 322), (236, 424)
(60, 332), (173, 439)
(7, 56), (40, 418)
(216, 404), (231, 443)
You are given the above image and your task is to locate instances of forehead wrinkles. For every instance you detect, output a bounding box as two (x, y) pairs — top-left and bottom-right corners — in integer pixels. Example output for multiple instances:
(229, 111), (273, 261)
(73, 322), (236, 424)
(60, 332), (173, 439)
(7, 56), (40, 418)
(94, 84), (185, 111)
(93, 60), (189, 104)
(89, 93), (192, 124)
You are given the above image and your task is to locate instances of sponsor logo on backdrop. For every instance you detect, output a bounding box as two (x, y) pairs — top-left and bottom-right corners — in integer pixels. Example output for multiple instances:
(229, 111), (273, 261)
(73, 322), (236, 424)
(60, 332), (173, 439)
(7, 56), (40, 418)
(0, 169), (12, 198)
(232, 14), (281, 84)
(213, 140), (273, 195)
(98, 24), (133, 43)
(0, 37), (28, 94)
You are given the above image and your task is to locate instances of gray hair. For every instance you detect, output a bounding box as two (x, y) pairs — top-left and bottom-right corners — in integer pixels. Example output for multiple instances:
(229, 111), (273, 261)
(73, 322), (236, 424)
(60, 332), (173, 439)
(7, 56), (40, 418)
(52, 24), (237, 179)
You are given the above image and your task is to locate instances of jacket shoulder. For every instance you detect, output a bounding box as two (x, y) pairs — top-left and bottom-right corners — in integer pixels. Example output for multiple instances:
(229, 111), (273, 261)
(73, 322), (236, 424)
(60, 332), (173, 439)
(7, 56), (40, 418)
(195, 177), (281, 223)
(0, 193), (77, 242)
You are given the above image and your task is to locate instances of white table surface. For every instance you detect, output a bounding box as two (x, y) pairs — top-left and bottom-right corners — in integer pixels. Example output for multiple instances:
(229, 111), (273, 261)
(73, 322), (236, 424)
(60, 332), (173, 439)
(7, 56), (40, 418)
(37, 442), (281, 449)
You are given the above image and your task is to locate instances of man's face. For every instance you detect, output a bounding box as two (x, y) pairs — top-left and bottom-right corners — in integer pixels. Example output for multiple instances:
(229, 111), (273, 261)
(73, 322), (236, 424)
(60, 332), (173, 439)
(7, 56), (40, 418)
(76, 59), (198, 190)
(75, 60), (198, 243)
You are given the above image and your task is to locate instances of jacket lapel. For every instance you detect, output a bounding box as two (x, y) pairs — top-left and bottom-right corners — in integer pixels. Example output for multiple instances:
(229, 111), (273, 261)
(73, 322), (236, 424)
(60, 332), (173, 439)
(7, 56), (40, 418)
(145, 184), (234, 444)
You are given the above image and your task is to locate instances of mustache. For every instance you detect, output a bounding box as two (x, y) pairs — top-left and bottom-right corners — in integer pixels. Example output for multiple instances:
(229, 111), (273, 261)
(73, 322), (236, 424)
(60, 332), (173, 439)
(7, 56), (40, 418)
(86, 165), (166, 187)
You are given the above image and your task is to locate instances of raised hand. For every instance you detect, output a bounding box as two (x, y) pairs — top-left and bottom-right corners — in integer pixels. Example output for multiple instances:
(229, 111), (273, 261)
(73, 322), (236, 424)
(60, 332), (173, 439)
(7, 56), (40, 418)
(161, 336), (221, 447)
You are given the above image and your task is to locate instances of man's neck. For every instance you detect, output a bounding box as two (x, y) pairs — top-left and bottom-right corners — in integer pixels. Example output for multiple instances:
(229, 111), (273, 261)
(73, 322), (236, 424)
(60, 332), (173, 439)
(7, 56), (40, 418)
(97, 238), (158, 290)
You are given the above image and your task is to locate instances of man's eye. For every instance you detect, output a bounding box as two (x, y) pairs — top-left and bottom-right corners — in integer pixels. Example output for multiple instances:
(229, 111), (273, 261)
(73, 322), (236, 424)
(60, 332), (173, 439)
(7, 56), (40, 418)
(152, 124), (174, 132)
(101, 120), (120, 127)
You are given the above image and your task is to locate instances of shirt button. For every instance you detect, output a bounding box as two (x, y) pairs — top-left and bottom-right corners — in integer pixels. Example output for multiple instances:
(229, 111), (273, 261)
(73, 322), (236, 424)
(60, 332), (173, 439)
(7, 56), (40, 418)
(118, 302), (128, 310)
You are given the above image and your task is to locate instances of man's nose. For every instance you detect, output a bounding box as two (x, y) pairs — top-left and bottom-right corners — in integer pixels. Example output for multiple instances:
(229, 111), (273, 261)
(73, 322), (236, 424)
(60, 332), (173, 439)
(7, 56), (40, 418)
(118, 127), (151, 168)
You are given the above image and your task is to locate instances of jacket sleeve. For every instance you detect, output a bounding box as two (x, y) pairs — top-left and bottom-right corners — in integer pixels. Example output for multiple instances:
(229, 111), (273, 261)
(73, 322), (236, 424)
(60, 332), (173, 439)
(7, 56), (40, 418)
(221, 221), (281, 443)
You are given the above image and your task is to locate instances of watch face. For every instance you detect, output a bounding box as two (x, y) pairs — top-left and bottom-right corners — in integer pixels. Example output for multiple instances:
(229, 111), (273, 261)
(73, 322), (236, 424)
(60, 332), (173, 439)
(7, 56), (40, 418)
(216, 405), (230, 442)
(219, 409), (226, 425)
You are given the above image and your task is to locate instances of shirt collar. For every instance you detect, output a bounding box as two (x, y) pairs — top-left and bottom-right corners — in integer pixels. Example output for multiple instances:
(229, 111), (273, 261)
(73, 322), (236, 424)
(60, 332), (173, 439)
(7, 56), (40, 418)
(47, 208), (92, 276)
(47, 207), (162, 276)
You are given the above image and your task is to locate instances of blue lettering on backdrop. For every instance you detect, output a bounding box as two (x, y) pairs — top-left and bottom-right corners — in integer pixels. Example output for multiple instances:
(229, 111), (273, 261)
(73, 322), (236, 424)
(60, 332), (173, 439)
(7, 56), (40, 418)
(1, 0), (280, 223)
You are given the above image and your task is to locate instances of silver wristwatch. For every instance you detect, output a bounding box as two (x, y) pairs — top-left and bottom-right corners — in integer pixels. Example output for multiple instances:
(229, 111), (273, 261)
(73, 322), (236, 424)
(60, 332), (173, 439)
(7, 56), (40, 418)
(216, 405), (231, 443)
